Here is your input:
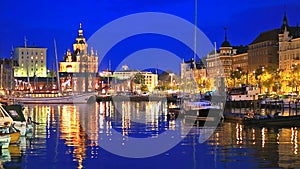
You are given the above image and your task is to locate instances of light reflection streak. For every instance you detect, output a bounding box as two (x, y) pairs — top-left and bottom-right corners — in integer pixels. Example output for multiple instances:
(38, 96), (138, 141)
(261, 128), (266, 148)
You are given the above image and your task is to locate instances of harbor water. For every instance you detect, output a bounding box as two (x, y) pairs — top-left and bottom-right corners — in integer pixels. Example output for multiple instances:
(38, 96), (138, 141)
(2, 101), (300, 169)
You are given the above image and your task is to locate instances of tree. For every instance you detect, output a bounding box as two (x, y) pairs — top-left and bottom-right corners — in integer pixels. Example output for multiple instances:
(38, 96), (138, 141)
(131, 72), (145, 93)
(141, 84), (148, 92)
(229, 67), (243, 87)
(133, 73), (145, 84)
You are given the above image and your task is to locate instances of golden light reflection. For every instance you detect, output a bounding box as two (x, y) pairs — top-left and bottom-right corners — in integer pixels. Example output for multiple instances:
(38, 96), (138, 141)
(252, 128), (256, 145)
(261, 128), (267, 148)
(235, 123), (243, 144)
(291, 127), (298, 155)
(59, 105), (87, 169)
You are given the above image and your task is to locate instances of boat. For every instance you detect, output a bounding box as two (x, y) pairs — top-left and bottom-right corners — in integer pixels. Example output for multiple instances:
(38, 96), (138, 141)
(227, 85), (258, 101)
(0, 104), (31, 136)
(13, 92), (96, 104)
(243, 114), (300, 127)
(0, 135), (11, 148)
(1, 124), (21, 144)
(166, 97), (223, 121)
(3, 104), (32, 136)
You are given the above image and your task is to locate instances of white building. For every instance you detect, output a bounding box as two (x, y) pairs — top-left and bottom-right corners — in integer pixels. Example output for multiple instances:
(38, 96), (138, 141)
(14, 47), (47, 77)
(113, 65), (158, 92)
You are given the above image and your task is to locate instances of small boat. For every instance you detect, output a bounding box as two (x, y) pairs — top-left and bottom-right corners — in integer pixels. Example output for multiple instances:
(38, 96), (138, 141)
(1, 127), (21, 144)
(227, 85), (258, 101)
(0, 104), (31, 136)
(0, 135), (11, 148)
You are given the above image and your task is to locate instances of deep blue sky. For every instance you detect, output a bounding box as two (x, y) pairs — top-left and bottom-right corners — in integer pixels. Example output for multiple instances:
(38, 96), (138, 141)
(1, 0), (300, 71)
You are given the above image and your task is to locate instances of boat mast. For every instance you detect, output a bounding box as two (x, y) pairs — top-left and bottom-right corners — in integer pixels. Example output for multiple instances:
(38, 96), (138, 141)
(24, 36), (30, 90)
(193, 0), (198, 62)
(54, 39), (61, 94)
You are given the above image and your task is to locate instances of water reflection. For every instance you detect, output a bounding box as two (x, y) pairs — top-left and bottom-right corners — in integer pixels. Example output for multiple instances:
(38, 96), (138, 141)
(2, 102), (300, 169)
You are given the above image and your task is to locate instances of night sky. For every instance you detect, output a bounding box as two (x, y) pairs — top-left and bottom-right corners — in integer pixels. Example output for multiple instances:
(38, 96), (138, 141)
(1, 0), (300, 71)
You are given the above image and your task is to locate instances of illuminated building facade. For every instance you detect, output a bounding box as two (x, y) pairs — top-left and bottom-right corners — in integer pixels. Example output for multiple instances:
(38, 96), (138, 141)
(248, 12), (300, 72)
(180, 59), (206, 93)
(14, 47), (47, 77)
(113, 65), (158, 92)
(279, 25), (300, 70)
(59, 24), (99, 93)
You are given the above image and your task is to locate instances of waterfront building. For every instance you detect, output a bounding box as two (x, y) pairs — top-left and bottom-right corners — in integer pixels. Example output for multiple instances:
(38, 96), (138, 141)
(0, 58), (15, 94)
(59, 23), (99, 93)
(278, 22), (300, 70)
(206, 30), (239, 79)
(231, 47), (248, 71)
(112, 65), (158, 93)
(278, 14), (300, 93)
(248, 12), (300, 72)
(14, 46), (47, 78)
(180, 58), (207, 93)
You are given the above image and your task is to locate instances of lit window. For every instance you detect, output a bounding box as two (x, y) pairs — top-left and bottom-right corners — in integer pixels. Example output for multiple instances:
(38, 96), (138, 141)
(31, 56), (33, 59)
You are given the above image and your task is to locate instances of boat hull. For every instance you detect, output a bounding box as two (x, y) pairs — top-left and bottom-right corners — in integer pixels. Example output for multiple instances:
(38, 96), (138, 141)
(2, 132), (21, 144)
(15, 93), (96, 104)
(243, 115), (300, 127)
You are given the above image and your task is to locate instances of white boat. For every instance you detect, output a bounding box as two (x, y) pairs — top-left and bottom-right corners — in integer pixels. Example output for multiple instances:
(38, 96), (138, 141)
(13, 92), (96, 104)
(227, 85), (258, 101)
(0, 104), (31, 136)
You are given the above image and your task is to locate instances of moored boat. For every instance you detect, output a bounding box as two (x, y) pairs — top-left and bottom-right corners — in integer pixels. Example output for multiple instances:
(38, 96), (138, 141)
(243, 115), (300, 127)
(0, 104), (32, 136)
(13, 92), (96, 104)
(1, 124), (21, 144)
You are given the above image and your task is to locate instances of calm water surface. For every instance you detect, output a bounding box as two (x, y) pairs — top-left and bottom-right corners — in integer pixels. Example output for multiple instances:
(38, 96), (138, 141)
(2, 101), (300, 169)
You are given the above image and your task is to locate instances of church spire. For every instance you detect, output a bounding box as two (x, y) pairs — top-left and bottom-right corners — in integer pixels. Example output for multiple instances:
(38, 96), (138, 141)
(78, 23), (84, 37)
(281, 5), (289, 30)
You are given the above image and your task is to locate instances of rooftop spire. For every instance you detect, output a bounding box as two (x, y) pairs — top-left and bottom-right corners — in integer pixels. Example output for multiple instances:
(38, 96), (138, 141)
(224, 27), (228, 41)
(221, 27), (231, 47)
(78, 23), (83, 37)
(282, 5), (288, 29)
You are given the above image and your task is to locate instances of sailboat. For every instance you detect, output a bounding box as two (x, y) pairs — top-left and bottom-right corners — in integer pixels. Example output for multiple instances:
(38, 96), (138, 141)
(13, 39), (96, 104)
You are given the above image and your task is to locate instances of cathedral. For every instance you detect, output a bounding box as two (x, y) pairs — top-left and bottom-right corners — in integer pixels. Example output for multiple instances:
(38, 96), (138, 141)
(59, 23), (99, 93)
